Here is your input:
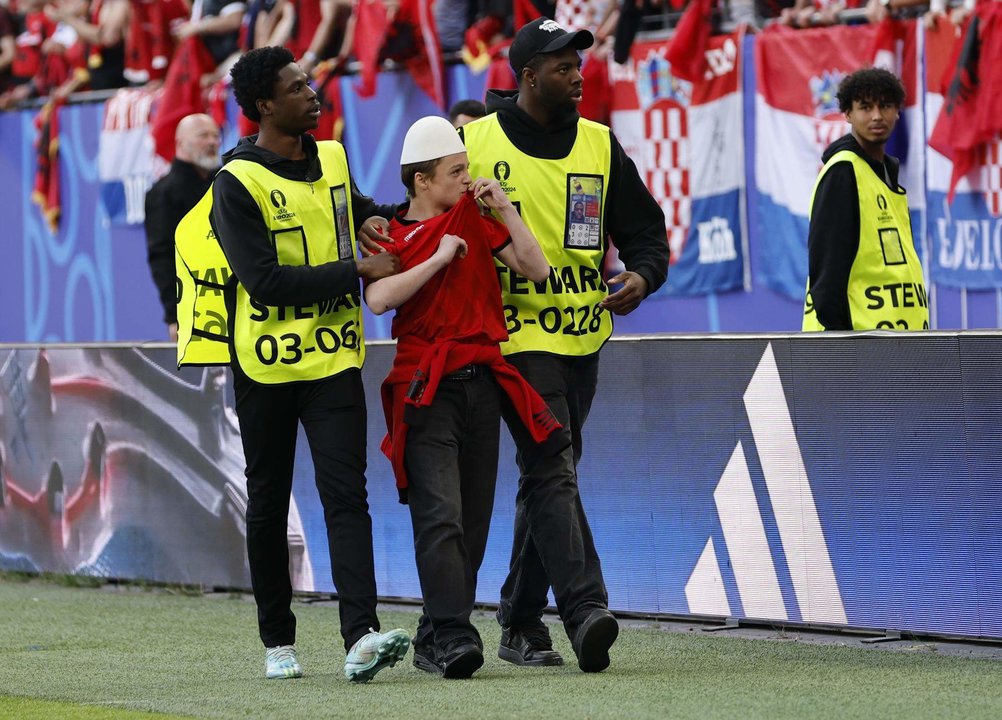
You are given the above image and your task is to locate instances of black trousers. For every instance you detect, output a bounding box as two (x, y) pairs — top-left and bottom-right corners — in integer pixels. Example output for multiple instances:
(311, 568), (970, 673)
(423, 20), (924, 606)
(233, 367), (378, 651)
(497, 352), (609, 639)
(405, 372), (501, 651)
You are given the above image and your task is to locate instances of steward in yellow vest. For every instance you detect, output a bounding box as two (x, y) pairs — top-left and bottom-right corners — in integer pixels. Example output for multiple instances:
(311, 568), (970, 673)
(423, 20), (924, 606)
(176, 138), (388, 381)
(457, 17), (670, 675)
(193, 46), (407, 683)
(803, 68), (928, 332)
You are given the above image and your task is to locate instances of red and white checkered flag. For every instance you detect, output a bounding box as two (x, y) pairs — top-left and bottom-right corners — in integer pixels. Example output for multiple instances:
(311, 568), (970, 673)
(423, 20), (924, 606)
(645, 105), (690, 263)
(982, 136), (1002, 217)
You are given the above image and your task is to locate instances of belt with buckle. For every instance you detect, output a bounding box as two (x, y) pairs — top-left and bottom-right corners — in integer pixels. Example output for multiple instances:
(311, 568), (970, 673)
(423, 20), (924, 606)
(443, 364), (485, 381)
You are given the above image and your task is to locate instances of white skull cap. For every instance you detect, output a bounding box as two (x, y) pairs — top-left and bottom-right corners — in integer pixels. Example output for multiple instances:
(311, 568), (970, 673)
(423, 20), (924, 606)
(400, 115), (467, 165)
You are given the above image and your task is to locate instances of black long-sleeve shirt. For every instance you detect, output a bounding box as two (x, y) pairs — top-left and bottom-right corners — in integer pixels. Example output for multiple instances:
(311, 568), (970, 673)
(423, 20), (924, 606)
(808, 133), (902, 330)
(463, 90), (669, 297)
(145, 159), (214, 325)
(209, 134), (395, 308)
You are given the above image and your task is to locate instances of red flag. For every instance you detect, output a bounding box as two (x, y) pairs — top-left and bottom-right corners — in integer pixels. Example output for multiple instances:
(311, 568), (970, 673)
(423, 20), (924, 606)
(32, 98), (65, 233)
(314, 64), (345, 141)
(577, 52), (610, 124)
(393, 0), (446, 109)
(929, 3), (1002, 202)
(484, 39), (517, 93)
(666, 0), (713, 83)
(352, 0), (445, 109)
(352, 0), (389, 99)
(513, 0), (544, 30)
(869, 16), (904, 71)
(149, 36), (218, 162)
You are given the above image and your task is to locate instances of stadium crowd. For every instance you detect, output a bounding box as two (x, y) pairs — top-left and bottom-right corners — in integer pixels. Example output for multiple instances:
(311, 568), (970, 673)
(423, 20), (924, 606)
(0, 0), (973, 113)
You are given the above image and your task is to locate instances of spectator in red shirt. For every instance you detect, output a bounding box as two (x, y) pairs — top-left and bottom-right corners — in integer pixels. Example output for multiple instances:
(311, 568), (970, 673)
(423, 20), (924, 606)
(39, 0), (90, 95)
(366, 115), (555, 680)
(9, 0), (56, 88)
(124, 0), (190, 85)
(45, 0), (129, 90)
(253, 0), (350, 76)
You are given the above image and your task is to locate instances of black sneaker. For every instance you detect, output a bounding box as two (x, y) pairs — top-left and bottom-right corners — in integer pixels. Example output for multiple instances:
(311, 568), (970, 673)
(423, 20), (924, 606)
(412, 643), (443, 675)
(572, 608), (619, 673)
(440, 639), (484, 679)
(499, 625), (564, 667)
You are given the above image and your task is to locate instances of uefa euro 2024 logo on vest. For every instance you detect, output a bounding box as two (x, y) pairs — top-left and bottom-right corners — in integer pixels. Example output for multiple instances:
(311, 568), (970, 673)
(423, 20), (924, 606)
(685, 343), (847, 625)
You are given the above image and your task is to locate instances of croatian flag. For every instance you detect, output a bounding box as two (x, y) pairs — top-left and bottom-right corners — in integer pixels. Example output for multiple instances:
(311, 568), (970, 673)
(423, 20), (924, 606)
(610, 30), (747, 296)
(98, 87), (167, 225)
(753, 23), (924, 300)
(925, 17), (1002, 288)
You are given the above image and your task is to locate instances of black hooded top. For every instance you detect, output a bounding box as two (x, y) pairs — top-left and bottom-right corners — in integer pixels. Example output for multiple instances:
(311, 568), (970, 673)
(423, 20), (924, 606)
(807, 133), (903, 331)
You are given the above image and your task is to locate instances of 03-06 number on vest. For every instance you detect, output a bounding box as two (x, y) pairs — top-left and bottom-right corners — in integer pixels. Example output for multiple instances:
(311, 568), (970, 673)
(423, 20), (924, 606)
(175, 141), (367, 382)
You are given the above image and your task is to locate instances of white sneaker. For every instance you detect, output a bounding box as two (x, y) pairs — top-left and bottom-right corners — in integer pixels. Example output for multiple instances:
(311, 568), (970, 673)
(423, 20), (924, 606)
(265, 645), (303, 679)
(344, 628), (410, 683)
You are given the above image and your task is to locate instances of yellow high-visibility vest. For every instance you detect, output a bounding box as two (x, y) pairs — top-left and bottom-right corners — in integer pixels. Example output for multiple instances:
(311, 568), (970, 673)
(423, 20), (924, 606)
(804, 150), (928, 331)
(176, 189), (230, 366)
(463, 114), (613, 356)
(176, 141), (366, 382)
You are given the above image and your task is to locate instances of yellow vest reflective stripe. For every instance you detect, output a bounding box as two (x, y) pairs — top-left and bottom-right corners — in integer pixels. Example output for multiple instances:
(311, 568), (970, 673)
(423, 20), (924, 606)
(176, 141), (365, 382)
(803, 150), (929, 331)
(463, 114), (613, 356)
(176, 188), (232, 367)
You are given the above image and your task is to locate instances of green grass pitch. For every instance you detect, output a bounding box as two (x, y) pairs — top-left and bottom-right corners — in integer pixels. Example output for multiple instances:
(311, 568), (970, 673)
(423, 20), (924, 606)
(2, 576), (1001, 719)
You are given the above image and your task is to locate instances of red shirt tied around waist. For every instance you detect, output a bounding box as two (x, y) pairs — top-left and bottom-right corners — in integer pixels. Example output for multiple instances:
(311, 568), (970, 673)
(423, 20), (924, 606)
(365, 116), (558, 502)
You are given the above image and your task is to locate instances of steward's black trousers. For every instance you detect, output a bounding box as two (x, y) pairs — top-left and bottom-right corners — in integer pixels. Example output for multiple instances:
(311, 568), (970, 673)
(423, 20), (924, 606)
(232, 366), (379, 651)
(496, 352), (609, 639)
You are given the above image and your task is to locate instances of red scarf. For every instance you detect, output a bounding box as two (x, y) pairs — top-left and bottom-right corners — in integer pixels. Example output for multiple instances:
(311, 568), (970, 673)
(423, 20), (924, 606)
(380, 337), (561, 503)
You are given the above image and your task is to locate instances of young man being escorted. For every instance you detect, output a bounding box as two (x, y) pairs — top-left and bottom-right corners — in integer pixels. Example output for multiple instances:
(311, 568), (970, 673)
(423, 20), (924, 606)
(366, 116), (558, 680)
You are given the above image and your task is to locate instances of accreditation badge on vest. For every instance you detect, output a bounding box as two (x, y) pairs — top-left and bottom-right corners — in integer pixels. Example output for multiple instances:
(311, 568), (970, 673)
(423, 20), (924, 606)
(332, 184), (353, 260)
(566, 175), (603, 250)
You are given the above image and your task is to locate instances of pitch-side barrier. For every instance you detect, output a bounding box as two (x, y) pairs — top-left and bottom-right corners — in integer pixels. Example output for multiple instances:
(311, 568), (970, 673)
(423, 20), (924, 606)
(2, 334), (999, 640)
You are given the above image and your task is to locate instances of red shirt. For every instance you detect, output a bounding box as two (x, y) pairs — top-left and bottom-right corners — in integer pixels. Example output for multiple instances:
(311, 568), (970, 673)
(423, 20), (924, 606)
(125, 0), (189, 83)
(287, 0), (319, 60)
(375, 193), (561, 499)
(380, 192), (511, 345)
(12, 11), (56, 82)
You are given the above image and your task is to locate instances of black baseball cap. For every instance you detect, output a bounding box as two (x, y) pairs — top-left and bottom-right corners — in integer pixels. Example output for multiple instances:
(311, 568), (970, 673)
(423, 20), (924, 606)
(508, 18), (594, 77)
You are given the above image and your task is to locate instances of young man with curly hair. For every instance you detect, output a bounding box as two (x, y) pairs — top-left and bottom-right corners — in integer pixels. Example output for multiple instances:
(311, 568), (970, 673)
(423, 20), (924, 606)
(803, 67), (929, 332)
(207, 45), (409, 682)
